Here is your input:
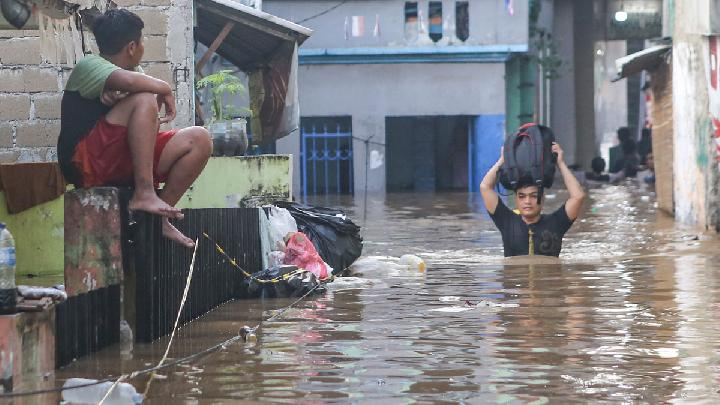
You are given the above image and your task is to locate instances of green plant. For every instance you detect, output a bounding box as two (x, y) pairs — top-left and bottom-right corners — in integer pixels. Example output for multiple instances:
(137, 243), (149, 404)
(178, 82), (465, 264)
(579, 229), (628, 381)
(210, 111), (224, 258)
(196, 70), (251, 122)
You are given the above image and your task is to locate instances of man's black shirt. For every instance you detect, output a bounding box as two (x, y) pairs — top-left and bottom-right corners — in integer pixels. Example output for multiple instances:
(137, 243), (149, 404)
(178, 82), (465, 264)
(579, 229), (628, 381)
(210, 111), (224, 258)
(489, 199), (574, 257)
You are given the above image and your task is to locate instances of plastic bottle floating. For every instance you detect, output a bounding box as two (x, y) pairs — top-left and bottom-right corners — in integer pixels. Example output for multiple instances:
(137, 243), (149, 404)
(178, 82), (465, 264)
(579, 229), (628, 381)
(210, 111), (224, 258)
(0, 223), (17, 313)
(239, 325), (258, 342)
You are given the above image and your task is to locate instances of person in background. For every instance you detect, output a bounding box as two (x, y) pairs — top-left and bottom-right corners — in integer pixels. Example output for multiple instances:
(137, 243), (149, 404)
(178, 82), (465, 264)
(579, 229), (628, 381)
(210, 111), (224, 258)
(636, 152), (655, 185)
(586, 157), (610, 182)
(608, 127), (631, 174)
(610, 138), (640, 179)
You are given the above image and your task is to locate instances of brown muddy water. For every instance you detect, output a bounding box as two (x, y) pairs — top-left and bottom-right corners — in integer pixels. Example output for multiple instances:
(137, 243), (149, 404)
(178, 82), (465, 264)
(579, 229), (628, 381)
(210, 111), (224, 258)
(41, 185), (720, 402)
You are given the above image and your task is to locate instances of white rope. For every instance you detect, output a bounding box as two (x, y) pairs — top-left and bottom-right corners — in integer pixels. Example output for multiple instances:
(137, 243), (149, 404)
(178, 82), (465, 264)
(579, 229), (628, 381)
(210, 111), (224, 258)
(99, 238), (200, 404)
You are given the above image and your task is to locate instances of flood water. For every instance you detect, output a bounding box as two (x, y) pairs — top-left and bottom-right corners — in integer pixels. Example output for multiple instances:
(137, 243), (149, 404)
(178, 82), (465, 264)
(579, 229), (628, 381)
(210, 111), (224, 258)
(45, 184), (720, 403)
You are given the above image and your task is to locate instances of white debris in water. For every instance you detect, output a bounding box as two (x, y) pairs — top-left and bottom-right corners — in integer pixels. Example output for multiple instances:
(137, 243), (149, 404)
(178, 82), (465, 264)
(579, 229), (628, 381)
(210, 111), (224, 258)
(429, 306), (474, 313)
(325, 277), (384, 291)
(429, 300), (519, 312)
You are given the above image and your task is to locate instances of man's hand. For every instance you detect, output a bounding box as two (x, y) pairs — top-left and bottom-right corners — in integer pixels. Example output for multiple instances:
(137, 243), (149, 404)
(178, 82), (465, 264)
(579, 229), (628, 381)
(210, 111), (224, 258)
(552, 142), (565, 165)
(100, 90), (128, 107)
(498, 146), (505, 166)
(157, 92), (176, 124)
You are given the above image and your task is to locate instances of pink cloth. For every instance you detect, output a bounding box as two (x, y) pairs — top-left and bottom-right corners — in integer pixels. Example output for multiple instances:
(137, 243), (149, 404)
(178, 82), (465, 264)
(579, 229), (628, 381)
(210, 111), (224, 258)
(282, 232), (329, 279)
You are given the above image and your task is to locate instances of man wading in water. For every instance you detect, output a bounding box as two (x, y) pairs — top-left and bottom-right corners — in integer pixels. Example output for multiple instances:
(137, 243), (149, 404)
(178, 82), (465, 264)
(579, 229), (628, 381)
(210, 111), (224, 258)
(480, 143), (585, 257)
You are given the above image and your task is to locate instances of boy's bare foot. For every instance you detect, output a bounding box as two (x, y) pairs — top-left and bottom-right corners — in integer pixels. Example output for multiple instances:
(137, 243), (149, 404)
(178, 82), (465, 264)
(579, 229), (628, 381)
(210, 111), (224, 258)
(162, 218), (195, 248)
(128, 191), (184, 219)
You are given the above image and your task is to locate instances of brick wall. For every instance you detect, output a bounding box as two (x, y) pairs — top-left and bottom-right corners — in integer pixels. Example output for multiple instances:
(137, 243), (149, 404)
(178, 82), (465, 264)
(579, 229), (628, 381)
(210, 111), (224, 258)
(0, 0), (194, 164)
(651, 61), (674, 215)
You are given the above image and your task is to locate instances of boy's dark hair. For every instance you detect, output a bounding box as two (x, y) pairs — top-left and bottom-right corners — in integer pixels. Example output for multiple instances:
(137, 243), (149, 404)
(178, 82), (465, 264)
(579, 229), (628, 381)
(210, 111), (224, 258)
(92, 9), (144, 55)
(591, 156), (606, 174)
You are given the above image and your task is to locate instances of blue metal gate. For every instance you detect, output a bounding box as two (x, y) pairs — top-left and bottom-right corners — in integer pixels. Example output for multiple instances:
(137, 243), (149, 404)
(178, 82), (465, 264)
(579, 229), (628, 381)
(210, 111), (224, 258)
(300, 124), (354, 198)
(468, 115), (506, 192)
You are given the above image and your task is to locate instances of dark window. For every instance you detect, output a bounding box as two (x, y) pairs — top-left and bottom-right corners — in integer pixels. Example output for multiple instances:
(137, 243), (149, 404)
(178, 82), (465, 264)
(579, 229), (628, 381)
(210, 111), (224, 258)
(456, 1), (469, 42)
(429, 1), (443, 42)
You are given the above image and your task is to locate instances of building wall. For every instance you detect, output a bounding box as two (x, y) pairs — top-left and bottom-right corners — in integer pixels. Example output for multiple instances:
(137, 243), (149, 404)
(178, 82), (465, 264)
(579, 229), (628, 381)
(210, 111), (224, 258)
(264, 0), (528, 49)
(0, 1), (195, 276)
(672, 1), (715, 229)
(550, 0), (578, 166)
(594, 40), (629, 160)
(0, 0), (195, 164)
(277, 62), (506, 194)
(651, 61), (674, 215)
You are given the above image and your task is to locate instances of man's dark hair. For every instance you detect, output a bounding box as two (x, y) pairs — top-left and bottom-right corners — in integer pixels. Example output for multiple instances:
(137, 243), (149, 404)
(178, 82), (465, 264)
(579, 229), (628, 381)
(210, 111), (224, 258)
(617, 127), (631, 144)
(92, 9), (144, 55)
(591, 156), (606, 174)
(515, 180), (540, 191)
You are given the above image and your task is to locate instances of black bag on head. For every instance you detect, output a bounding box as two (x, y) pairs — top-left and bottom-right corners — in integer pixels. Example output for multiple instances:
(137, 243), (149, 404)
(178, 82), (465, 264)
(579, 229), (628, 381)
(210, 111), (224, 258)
(499, 123), (557, 191)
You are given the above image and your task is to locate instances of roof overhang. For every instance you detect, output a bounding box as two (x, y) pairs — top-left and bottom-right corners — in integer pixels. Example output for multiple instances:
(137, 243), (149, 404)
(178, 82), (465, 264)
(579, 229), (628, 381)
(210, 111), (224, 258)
(194, 0), (312, 71)
(613, 43), (671, 82)
(298, 44), (528, 65)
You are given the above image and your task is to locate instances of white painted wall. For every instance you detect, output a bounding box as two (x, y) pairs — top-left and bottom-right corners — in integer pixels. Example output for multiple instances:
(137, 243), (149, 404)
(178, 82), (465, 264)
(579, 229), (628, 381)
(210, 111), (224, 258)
(672, 1), (713, 229)
(594, 40), (628, 161)
(264, 0), (529, 49)
(277, 62), (507, 195)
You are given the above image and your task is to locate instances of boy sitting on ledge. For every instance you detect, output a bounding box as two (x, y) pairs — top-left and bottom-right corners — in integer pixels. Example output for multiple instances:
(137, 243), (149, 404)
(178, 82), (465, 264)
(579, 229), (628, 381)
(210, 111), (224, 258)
(57, 9), (212, 248)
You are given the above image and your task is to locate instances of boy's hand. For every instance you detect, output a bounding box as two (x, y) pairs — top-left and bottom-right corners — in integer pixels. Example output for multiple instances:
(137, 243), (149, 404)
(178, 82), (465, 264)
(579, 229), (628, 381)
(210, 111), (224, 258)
(157, 93), (176, 124)
(552, 142), (565, 165)
(100, 90), (127, 107)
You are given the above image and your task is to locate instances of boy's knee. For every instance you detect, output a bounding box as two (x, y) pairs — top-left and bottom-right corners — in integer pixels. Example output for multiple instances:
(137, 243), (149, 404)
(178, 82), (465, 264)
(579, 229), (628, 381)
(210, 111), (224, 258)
(128, 92), (158, 111)
(187, 126), (212, 155)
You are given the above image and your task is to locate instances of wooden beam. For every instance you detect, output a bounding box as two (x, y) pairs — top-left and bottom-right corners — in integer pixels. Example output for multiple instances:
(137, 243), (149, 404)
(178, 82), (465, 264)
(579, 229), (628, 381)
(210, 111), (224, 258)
(195, 21), (235, 75)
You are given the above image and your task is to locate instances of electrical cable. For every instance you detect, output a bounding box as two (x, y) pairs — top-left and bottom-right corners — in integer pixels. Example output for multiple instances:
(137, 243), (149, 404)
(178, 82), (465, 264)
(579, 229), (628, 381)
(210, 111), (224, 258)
(295, 0), (349, 24)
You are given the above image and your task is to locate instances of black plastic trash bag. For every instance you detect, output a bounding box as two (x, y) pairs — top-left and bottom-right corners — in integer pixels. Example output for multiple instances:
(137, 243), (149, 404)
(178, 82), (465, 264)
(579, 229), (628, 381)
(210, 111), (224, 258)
(246, 265), (325, 299)
(274, 202), (363, 275)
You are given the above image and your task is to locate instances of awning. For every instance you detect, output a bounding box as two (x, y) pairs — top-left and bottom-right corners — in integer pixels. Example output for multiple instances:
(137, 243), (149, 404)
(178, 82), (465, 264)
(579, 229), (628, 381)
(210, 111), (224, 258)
(194, 0), (312, 71)
(612, 44), (672, 82)
(194, 0), (312, 143)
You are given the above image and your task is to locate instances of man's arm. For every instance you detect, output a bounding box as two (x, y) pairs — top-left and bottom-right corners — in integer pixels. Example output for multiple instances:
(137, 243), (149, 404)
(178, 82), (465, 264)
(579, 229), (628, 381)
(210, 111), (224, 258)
(104, 69), (171, 95)
(552, 142), (586, 220)
(480, 148), (504, 214)
(104, 70), (176, 123)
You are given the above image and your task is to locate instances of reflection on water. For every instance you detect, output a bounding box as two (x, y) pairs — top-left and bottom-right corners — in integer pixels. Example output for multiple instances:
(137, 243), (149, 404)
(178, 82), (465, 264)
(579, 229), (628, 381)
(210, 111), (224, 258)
(49, 186), (720, 403)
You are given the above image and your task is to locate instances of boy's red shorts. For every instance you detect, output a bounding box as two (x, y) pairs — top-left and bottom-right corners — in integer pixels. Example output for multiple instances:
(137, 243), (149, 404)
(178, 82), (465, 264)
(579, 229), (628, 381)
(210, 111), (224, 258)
(72, 117), (178, 188)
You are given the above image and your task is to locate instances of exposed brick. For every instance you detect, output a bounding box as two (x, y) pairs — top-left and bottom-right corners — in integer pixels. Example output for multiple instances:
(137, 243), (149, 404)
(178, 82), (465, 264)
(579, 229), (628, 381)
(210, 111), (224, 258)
(134, 9), (169, 35)
(0, 37), (42, 65)
(15, 120), (60, 147)
(0, 150), (19, 163)
(0, 68), (60, 93)
(0, 94), (31, 120)
(33, 94), (62, 119)
(142, 35), (168, 62)
(142, 62), (173, 85)
(0, 124), (13, 148)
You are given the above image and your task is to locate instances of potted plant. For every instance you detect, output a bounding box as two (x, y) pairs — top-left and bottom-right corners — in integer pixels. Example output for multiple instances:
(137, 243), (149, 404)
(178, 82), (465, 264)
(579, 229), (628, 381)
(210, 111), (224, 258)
(196, 70), (251, 156)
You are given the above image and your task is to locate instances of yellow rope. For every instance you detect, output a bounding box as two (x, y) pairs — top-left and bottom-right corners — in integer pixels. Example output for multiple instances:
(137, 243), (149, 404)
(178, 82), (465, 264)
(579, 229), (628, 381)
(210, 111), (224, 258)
(203, 232), (307, 284)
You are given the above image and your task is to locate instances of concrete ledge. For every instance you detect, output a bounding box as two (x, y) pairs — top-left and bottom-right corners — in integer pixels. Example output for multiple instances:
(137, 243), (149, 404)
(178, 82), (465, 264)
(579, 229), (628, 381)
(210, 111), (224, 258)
(0, 309), (55, 393)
